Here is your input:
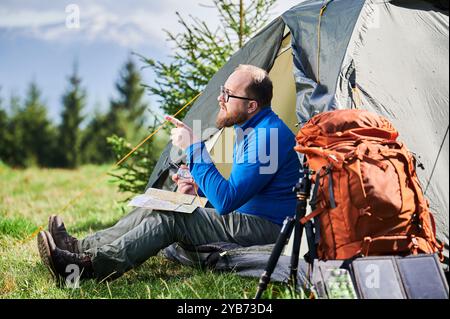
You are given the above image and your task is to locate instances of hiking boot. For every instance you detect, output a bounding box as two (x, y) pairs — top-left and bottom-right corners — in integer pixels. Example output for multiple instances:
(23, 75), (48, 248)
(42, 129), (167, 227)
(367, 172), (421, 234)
(48, 215), (79, 254)
(37, 230), (94, 280)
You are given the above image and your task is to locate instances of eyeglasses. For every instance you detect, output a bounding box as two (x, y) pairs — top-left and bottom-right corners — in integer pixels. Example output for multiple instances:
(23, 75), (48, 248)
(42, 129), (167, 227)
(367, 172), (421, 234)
(220, 86), (254, 103)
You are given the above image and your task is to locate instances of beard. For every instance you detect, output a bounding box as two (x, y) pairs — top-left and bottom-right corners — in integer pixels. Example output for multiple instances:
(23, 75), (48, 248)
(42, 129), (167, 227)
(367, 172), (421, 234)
(215, 104), (249, 129)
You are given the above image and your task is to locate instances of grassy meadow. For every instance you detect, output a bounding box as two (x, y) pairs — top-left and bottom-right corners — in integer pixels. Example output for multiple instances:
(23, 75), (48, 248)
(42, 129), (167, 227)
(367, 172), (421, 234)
(0, 164), (299, 299)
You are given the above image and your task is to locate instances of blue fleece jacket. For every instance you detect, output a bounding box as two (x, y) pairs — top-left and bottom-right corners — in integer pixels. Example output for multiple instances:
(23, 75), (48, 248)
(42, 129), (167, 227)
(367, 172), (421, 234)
(185, 107), (301, 225)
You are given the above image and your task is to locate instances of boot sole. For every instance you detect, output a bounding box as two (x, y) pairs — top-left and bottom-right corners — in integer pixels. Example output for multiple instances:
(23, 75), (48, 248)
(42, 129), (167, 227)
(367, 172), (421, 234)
(37, 231), (57, 280)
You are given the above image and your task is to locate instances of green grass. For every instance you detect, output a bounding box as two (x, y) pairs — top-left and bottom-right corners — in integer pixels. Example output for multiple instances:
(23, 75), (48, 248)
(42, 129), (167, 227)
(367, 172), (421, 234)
(0, 165), (300, 299)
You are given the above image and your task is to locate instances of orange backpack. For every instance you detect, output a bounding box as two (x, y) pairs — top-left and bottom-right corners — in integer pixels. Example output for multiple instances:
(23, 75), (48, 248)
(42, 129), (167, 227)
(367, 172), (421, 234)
(295, 109), (443, 260)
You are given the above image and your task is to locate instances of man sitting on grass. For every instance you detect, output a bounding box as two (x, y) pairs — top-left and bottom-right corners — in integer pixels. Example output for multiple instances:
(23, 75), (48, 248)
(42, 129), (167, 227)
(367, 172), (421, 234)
(37, 64), (301, 281)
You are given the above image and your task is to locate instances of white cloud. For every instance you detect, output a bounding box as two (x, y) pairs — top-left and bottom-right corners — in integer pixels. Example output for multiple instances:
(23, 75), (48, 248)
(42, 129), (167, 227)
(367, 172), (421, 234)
(0, 9), (63, 28)
(0, 0), (302, 49)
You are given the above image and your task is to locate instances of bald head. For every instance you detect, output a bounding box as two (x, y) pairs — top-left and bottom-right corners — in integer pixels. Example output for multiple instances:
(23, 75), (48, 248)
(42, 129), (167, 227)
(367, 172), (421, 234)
(216, 65), (273, 129)
(234, 65), (273, 108)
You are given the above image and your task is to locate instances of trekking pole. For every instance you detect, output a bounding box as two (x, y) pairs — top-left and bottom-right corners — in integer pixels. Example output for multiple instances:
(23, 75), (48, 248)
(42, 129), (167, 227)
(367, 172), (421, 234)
(288, 170), (312, 290)
(254, 216), (296, 299)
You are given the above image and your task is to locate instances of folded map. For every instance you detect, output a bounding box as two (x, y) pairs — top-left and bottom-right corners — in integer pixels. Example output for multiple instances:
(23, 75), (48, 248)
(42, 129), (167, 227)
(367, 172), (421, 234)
(128, 188), (207, 214)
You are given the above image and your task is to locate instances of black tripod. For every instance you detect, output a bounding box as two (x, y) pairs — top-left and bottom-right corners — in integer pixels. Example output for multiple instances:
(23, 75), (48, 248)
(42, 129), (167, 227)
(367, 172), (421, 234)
(254, 168), (317, 299)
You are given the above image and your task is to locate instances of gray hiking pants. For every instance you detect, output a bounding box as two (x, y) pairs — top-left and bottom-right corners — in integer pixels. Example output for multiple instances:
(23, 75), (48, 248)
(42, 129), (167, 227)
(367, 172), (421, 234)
(78, 207), (282, 280)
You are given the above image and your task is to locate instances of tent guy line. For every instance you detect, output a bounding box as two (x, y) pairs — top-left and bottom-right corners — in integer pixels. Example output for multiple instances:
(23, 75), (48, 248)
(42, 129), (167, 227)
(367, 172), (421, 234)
(17, 92), (202, 246)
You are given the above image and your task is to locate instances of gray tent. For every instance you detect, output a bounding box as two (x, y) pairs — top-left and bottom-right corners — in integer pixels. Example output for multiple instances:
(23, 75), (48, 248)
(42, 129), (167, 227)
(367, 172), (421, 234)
(146, 0), (449, 278)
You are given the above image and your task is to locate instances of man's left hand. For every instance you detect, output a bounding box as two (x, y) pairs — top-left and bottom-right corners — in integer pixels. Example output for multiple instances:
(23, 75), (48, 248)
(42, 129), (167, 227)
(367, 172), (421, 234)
(165, 115), (200, 150)
(171, 165), (197, 195)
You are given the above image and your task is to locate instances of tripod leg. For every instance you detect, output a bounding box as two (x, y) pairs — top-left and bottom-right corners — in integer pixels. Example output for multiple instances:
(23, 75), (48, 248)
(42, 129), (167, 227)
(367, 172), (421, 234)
(305, 221), (317, 261)
(289, 179), (310, 291)
(288, 216), (305, 290)
(254, 216), (296, 299)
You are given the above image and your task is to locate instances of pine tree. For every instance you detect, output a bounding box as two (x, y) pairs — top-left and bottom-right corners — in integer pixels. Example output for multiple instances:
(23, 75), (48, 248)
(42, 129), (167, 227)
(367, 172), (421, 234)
(109, 57), (149, 143)
(57, 65), (86, 168)
(10, 82), (57, 167)
(2, 95), (21, 166)
(81, 57), (150, 165)
(0, 88), (10, 164)
(107, 114), (166, 197)
(110, 0), (278, 195)
(139, 0), (277, 119)
(80, 109), (113, 164)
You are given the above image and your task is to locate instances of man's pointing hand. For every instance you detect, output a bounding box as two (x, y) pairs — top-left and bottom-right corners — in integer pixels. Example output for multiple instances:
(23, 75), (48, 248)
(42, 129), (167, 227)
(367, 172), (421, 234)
(165, 115), (200, 150)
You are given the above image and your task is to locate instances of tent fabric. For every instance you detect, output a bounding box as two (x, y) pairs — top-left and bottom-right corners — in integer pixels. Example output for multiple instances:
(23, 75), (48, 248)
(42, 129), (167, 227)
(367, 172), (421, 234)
(284, 0), (449, 265)
(146, 17), (286, 189)
(282, 0), (366, 125)
(268, 35), (299, 133)
(146, 0), (448, 276)
(340, 0), (449, 264)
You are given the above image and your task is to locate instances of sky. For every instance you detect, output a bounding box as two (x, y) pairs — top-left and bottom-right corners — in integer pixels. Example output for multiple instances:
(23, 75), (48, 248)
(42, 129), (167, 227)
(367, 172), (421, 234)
(0, 0), (301, 124)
